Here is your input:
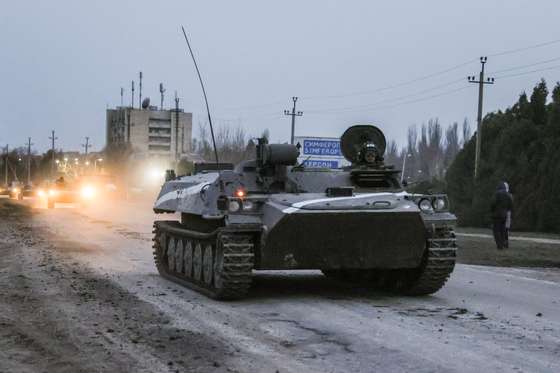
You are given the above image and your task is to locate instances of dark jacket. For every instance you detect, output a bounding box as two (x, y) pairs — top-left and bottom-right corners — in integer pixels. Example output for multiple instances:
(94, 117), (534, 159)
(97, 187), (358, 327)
(490, 182), (513, 220)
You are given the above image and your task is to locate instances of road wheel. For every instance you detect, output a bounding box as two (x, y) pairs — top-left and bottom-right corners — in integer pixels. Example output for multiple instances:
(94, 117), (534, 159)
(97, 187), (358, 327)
(193, 243), (202, 281)
(184, 240), (193, 277)
(175, 239), (184, 273)
(202, 244), (213, 285)
(167, 238), (176, 270)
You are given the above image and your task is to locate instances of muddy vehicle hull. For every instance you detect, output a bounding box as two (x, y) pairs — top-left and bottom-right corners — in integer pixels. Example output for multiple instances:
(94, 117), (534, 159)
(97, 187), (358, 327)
(258, 209), (426, 270)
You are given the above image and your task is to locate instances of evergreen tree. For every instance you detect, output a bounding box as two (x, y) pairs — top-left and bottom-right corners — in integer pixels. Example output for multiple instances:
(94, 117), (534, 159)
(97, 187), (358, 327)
(447, 79), (560, 232)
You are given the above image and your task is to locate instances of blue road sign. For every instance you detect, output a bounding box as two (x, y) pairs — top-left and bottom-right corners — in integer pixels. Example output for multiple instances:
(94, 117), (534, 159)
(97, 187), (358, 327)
(302, 139), (341, 156)
(303, 159), (339, 168)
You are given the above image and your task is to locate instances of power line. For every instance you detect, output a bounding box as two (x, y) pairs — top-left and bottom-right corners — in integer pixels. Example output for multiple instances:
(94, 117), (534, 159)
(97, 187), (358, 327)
(490, 56), (560, 75)
(306, 85), (471, 116)
(495, 63), (560, 79)
(488, 38), (560, 58)
(219, 60), (478, 112)
(306, 78), (465, 114)
(220, 37), (560, 114)
(302, 60), (477, 101)
(233, 63), (560, 119)
(221, 100), (286, 112)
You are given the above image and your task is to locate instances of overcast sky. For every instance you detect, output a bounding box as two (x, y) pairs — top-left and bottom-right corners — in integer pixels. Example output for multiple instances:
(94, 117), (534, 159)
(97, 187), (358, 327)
(2, 0), (560, 153)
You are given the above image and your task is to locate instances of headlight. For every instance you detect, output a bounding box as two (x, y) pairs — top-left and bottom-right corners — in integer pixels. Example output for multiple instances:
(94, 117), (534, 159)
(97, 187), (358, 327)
(48, 189), (57, 196)
(13, 188), (20, 193)
(242, 200), (254, 210)
(81, 185), (96, 199)
(37, 189), (45, 197)
(147, 168), (165, 182)
(432, 197), (446, 211)
(418, 199), (433, 212)
(228, 200), (241, 212)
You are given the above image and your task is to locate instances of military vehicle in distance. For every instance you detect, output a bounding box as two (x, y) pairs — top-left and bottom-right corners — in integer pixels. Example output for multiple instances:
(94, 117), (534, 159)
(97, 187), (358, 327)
(153, 124), (457, 299)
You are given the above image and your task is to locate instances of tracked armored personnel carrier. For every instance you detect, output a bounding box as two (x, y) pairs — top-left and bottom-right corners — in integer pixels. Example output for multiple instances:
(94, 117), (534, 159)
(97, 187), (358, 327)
(153, 124), (457, 299)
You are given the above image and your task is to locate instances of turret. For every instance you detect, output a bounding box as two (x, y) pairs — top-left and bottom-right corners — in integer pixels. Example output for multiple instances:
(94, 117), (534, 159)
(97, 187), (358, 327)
(340, 125), (400, 188)
(255, 137), (299, 191)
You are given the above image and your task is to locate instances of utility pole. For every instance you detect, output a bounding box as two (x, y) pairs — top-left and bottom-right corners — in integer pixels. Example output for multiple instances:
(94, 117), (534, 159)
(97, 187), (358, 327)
(468, 56), (495, 179)
(159, 83), (166, 110)
(4, 145), (8, 186)
(131, 80), (135, 109)
(139, 71), (143, 109)
(174, 91), (180, 163)
(127, 108), (131, 143)
(120, 87), (124, 106)
(284, 97), (303, 145)
(82, 137), (90, 155)
(26, 138), (33, 185)
(49, 130), (58, 178)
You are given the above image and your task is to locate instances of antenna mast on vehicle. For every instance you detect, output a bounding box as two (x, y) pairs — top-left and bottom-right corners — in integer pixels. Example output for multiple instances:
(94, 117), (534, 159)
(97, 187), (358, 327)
(180, 26), (220, 171)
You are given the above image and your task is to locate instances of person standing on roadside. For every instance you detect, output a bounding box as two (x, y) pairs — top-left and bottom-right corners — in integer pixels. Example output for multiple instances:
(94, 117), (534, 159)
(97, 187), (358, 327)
(504, 182), (513, 248)
(491, 181), (514, 250)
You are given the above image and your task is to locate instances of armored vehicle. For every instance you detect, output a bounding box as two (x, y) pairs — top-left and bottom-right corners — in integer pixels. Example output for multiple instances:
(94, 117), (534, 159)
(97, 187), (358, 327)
(8, 181), (24, 200)
(37, 177), (98, 209)
(153, 124), (457, 299)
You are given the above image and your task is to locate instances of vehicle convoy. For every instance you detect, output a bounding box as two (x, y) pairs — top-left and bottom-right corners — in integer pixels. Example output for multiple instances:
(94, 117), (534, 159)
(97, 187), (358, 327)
(37, 176), (98, 208)
(8, 181), (24, 200)
(152, 124), (457, 299)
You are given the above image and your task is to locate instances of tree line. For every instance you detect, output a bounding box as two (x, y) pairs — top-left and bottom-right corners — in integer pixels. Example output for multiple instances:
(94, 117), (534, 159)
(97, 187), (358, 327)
(447, 79), (560, 233)
(1, 148), (63, 185)
(192, 121), (269, 165)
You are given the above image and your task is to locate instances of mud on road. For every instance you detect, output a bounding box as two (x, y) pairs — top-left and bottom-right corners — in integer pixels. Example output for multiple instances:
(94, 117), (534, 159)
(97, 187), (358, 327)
(0, 201), (242, 373)
(1, 199), (560, 373)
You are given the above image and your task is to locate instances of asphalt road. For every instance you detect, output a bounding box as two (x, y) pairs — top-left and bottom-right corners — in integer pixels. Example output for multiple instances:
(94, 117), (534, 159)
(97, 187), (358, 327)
(1, 197), (559, 372)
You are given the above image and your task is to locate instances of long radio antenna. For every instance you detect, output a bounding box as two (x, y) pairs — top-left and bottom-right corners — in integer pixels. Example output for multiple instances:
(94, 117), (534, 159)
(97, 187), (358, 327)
(181, 26), (220, 169)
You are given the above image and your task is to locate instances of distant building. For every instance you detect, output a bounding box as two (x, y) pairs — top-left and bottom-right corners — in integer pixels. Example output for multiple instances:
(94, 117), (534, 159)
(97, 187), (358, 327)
(106, 106), (192, 162)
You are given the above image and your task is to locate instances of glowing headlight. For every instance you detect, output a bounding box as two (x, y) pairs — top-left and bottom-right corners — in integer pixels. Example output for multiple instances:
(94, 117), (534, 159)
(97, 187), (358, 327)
(433, 198), (446, 211)
(81, 185), (96, 199)
(242, 200), (254, 210)
(235, 188), (246, 198)
(147, 168), (165, 181)
(228, 200), (241, 212)
(13, 188), (20, 193)
(48, 189), (57, 196)
(37, 189), (46, 197)
(418, 199), (433, 212)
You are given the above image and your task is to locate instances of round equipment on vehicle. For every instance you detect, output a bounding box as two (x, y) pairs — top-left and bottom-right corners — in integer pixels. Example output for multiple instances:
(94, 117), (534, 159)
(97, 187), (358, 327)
(340, 125), (387, 164)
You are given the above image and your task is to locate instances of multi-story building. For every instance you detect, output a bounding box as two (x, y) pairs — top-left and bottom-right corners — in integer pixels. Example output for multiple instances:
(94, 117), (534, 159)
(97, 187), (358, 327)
(106, 106), (192, 162)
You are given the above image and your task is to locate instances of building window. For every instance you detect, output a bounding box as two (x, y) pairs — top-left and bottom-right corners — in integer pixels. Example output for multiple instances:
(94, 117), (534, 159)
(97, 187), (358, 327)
(149, 145), (171, 151)
(149, 127), (171, 135)
(149, 136), (171, 143)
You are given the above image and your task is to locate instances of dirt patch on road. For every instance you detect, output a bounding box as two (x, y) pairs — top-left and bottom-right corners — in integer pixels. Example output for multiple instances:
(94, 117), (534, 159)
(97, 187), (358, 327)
(0, 200), (236, 373)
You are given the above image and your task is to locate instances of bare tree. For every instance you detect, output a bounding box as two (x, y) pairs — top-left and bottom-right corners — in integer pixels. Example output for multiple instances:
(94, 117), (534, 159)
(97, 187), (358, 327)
(461, 118), (471, 146)
(194, 121), (267, 164)
(385, 140), (400, 166)
(444, 122), (460, 172)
